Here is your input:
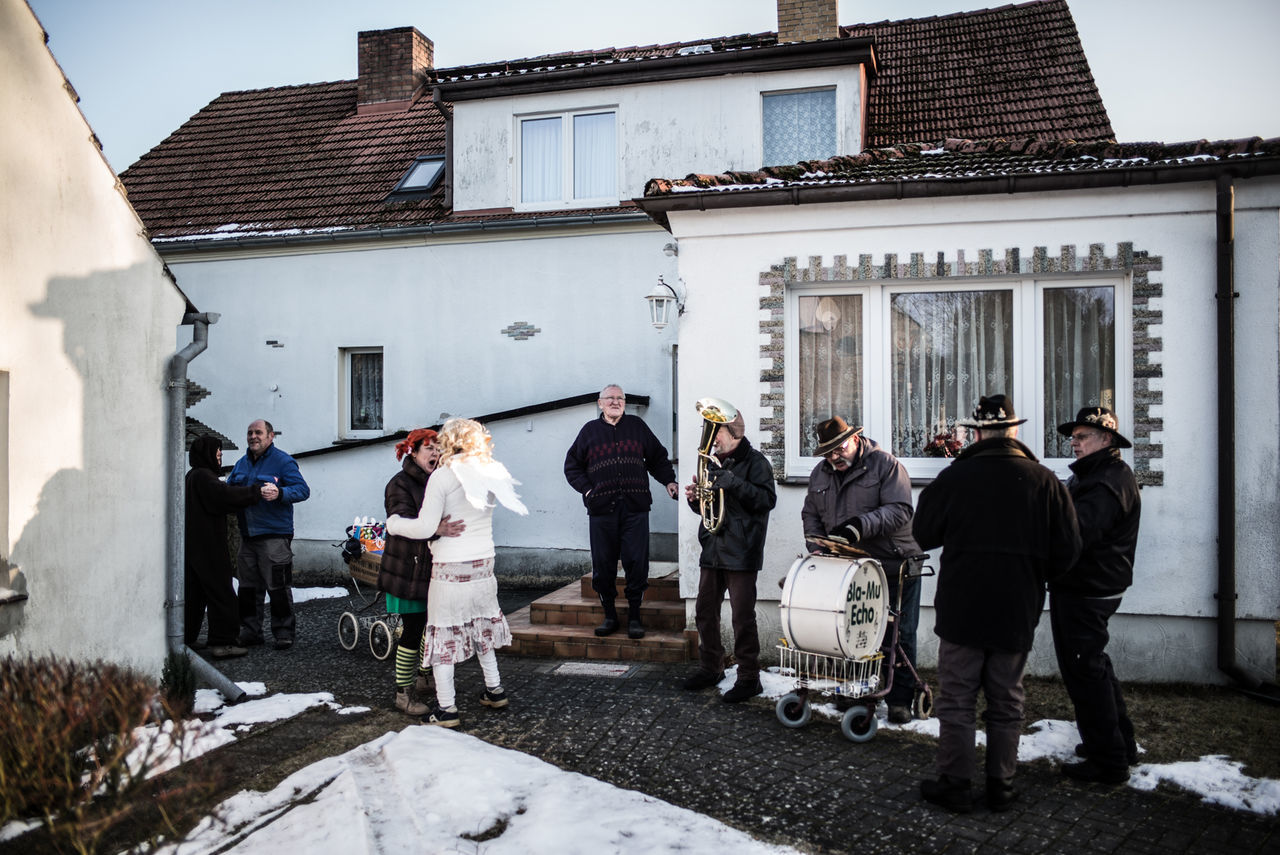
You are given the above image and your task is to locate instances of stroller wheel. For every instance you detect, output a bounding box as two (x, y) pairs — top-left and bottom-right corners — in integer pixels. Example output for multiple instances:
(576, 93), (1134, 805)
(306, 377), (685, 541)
(913, 686), (934, 721)
(776, 693), (811, 728)
(841, 705), (878, 743)
(369, 620), (395, 660)
(337, 612), (359, 651)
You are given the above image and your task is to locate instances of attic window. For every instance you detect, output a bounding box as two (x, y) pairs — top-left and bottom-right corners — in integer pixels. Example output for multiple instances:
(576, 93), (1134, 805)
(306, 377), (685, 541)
(388, 156), (445, 200)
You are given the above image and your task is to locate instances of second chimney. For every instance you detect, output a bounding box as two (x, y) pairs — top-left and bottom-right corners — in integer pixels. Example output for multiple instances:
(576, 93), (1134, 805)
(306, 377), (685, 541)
(777, 0), (839, 43)
(357, 27), (434, 115)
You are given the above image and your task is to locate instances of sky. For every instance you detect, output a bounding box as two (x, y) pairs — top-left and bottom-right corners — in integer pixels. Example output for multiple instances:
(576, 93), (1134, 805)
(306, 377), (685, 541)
(0, 587), (1276, 850)
(25, 0), (1280, 174)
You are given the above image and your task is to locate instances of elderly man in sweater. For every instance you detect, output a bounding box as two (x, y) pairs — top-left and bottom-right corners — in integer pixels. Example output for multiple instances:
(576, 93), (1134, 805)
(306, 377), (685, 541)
(565, 385), (678, 640)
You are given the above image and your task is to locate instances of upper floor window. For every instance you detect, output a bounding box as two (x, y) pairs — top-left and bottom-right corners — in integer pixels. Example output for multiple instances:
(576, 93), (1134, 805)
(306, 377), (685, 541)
(519, 110), (617, 206)
(387, 155), (445, 201)
(788, 277), (1126, 478)
(341, 347), (383, 437)
(763, 88), (836, 167)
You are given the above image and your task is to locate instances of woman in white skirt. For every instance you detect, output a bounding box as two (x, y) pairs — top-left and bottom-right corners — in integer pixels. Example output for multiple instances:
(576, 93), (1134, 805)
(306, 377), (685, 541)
(384, 417), (527, 727)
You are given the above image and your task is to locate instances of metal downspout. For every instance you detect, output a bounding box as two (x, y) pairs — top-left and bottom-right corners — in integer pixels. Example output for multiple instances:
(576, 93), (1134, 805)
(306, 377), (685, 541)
(1214, 175), (1280, 702)
(167, 312), (245, 704)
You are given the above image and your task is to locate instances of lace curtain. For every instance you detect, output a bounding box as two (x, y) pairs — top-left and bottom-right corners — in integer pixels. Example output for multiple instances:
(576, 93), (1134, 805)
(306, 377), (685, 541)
(573, 112), (616, 199)
(1042, 286), (1116, 457)
(798, 294), (863, 456)
(350, 351), (383, 431)
(521, 117), (561, 203)
(762, 89), (836, 167)
(891, 290), (1013, 455)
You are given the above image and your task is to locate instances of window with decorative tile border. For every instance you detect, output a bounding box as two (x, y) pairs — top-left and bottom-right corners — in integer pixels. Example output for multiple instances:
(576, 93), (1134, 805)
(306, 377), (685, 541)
(757, 245), (1163, 485)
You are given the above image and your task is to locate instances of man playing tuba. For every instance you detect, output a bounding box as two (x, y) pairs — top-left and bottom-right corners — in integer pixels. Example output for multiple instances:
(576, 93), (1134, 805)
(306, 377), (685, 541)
(682, 400), (777, 703)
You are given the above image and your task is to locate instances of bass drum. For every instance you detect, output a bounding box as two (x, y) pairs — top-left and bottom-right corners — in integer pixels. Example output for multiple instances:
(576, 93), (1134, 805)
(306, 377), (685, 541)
(779, 554), (888, 659)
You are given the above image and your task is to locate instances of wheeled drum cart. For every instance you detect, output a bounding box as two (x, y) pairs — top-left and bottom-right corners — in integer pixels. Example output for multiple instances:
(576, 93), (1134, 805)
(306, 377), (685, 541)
(774, 548), (933, 742)
(336, 550), (401, 661)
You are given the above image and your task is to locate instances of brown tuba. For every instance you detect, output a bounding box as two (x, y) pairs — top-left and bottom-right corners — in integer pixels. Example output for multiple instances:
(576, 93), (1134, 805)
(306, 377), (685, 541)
(694, 397), (739, 533)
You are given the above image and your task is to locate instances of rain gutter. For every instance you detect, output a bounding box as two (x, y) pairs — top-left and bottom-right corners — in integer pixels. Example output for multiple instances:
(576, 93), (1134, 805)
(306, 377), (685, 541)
(151, 210), (653, 255)
(166, 312), (246, 704)
(634, 157), (1280, 231)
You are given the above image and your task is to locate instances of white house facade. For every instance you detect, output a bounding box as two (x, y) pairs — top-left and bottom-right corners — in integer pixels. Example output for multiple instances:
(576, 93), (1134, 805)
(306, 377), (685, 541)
(2, 0), (189, 673)
(640, 140), (1280, 684)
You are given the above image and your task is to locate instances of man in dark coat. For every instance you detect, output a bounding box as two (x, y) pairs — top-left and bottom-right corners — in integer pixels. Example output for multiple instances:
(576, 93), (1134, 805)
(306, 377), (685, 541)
(681, 406), (777, 703)
(564, 385), (678, 640)
(185, 436), (263, 659)
(1051, 407), (1142, 785)
(913, 395), (1081, 813)
(802, 416), (923, 723)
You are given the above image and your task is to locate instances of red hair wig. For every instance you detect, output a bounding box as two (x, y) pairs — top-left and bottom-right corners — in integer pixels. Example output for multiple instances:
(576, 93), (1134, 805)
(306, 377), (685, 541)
(395, 428), (438, 461)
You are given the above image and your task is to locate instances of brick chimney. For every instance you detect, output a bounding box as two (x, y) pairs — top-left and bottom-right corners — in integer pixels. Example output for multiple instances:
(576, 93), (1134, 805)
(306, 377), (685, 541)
(777, 0), (839, 43)
(357, 27), (433, 115)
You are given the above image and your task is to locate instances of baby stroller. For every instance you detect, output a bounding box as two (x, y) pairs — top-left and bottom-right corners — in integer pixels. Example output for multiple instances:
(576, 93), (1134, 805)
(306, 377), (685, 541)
(335, 523), (401, 661)
(775, 541), (934, 742)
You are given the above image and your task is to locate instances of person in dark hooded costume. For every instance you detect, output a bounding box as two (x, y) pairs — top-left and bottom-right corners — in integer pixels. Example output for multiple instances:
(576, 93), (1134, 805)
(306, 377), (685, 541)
(186, 435), (264, 658)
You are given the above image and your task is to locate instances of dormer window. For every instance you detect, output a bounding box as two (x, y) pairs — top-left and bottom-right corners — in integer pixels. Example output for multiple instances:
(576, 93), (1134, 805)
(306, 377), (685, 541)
(388, 155), (445, 200)
(518, 109), (618, 207)
(762, 87), (836, 166)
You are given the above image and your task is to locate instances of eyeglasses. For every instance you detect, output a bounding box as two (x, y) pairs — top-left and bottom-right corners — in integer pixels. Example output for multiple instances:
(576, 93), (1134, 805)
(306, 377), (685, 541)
(600, 396), (625, 402)
(1069, 431), (1098, 443)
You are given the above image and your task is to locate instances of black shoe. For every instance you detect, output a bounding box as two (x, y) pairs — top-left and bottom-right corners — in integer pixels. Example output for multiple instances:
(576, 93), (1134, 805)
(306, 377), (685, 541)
(681, 670), (724, 691)
(480, 687), (508, 709)
(594, 618), (620, 637)
(237, 635), (264, 647)
(274, 639), (293, 651)
(627, 618), (645, 639)
(986, 777), (1018, 812)
(1061, 759), (1129, 785)
(920, 776), (973, 813)
(422, 706), (461, 728)
(722, 678), (763, 703)
(1075, 742), (1139, 767)
(887, 705), (913, 724)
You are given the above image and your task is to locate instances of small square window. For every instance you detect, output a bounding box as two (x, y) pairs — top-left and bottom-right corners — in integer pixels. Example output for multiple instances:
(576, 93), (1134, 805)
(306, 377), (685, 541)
(763, 89), (836, 166)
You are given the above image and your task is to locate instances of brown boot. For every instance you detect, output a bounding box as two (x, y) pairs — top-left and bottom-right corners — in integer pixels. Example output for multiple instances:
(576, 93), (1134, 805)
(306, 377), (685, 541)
(395, 687), (429, 716)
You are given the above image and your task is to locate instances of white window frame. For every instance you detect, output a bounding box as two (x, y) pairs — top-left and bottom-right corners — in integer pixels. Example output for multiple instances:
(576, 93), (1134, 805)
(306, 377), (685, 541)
(514, 107), (619, 210)
(340, 346), (383, 439)
(761, 86), (838, 167)
(784, 274), (1131, 479)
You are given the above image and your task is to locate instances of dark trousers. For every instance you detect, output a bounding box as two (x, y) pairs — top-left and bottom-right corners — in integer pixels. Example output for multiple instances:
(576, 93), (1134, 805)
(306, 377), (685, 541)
(588, 505), (650, 614)
(1050, 591), (1135, 770)
(695, 567), (760, 683)
(237, 535), (296, 643)
(184, 563), (238, 647)
(884, 561), (920, 706)
(935, 639), (1027, 782)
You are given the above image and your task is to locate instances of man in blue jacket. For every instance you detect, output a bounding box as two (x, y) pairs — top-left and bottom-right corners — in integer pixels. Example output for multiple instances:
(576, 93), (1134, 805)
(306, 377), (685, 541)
(228, 419), (311, 650)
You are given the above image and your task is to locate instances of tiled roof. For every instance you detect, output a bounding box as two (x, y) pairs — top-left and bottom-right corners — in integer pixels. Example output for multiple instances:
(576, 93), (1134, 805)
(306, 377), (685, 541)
(641, 136), (1280, 202)
(844, 0), (1113, 147)
(122, 0), (1113, 243)
(123, 82), (447, 240)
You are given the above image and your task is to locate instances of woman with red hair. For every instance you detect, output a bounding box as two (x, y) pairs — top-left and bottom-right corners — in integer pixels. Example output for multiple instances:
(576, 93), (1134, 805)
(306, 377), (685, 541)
(380, 428), (464, 715)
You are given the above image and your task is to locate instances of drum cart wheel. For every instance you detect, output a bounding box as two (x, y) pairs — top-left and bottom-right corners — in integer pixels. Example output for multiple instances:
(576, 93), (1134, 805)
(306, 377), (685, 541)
(913, 685), (934, 721)
(776, 692), (812, 728)
(337, 612), (359, 651)
(841, 705), (878, 743)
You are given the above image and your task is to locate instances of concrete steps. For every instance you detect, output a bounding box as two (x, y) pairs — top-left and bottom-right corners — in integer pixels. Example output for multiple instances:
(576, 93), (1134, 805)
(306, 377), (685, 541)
(506, 570), (697, 663)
